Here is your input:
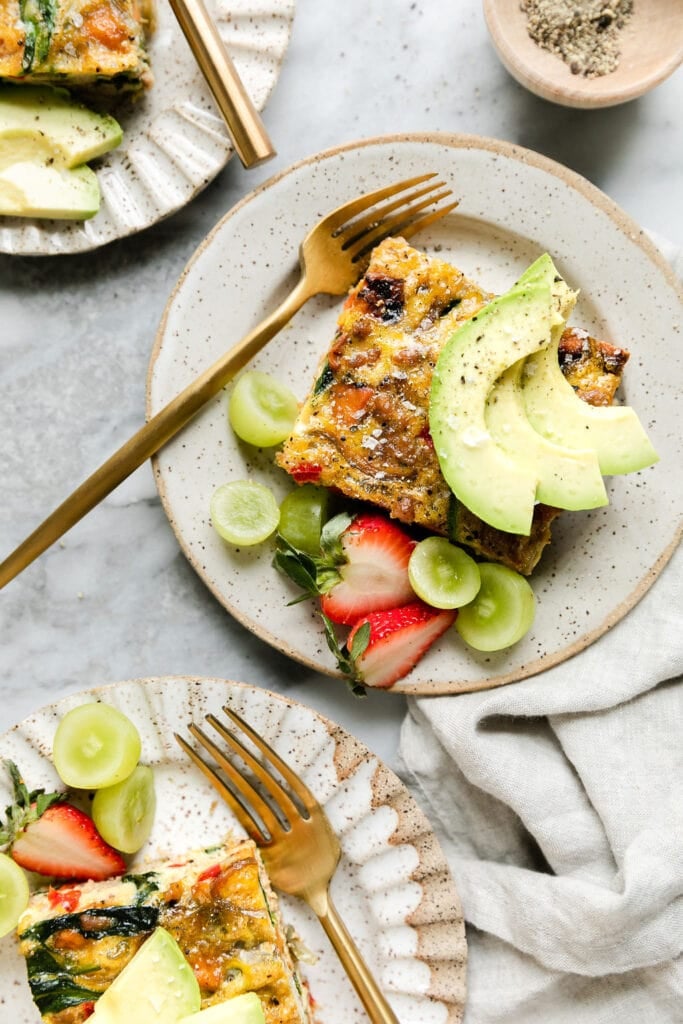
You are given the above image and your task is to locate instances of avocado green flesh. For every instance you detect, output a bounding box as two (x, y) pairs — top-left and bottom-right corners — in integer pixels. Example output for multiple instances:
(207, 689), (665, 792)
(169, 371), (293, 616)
(486, 359), (608, 511)
(91, 927), (201, 1024)
(516, 255), (658, 475)
(0, 86), (122, 167)
(0, 161), (100, 219)
(515, 252), (558, 289)
(0, 84), (122, 220)
(431, 251), (657, 534)
(180, 993), (266, 1024)
(431, 282), (556, 535)
(522, 342), (659, 474)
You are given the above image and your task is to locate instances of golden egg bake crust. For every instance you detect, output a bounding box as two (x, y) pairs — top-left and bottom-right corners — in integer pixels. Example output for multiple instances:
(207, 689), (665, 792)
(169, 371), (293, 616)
(0, 0), (154, 96)
(16, 839), (311, 1024)
(276, 237), (629, 575)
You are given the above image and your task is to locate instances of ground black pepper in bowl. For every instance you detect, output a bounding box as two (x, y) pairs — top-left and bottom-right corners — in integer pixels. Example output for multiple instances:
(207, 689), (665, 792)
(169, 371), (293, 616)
(484, 0), (682, 108)
(520, 0), (635, 77)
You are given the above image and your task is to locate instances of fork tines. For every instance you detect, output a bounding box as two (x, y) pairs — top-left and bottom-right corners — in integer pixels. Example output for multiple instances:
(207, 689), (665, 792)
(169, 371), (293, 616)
(175, 705), (314, 844)
(332, 173), (458, 263)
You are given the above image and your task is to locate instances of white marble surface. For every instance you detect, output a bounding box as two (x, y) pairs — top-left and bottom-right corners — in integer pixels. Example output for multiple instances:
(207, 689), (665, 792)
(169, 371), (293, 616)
(1, 0), (681, 772)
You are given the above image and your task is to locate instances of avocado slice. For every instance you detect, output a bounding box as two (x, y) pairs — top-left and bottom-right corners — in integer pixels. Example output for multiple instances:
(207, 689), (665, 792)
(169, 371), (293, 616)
(522, 332), (659, 475)
(430, 269), (573, 535)
(180, 993), (266, 1024)
(91, 927), (201, 1024)
(485, 359), (608, 510)
(0, 85), (122, 168)
(484, 253), (608, 510)
(431, 252), (658, 534)
(0, 160), (100, 220)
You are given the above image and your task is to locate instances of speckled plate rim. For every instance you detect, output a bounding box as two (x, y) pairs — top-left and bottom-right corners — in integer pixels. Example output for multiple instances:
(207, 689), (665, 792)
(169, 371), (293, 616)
(0, 674), (467, 1023)
(0, 0), (295, 256)
(146, 132), (682, 696)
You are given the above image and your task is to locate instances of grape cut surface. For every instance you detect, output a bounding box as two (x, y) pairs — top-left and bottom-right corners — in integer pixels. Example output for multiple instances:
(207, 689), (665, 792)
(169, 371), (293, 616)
(53, 703), (142, 790)
(228, 371), (299, 448)
(409, 537), (481, 609)
(210, 481), (280, 546)
(92, 764), (156, 854)
(456, 563), (536, 651)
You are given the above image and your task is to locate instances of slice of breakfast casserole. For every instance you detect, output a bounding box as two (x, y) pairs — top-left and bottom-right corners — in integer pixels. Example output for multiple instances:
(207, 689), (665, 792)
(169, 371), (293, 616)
(0, 0), (154, 99)
(276, 237), (629, 575)
(16, 839), (312, 1024)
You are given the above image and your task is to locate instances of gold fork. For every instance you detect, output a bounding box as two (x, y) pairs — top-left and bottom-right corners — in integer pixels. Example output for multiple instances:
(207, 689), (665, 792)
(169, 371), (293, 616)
(176, 705), (401, 1024)
(0, 173), (456, 590)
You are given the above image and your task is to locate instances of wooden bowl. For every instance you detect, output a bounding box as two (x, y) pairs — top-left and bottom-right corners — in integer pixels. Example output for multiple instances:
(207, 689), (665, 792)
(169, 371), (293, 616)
(483, 0), (683, 108)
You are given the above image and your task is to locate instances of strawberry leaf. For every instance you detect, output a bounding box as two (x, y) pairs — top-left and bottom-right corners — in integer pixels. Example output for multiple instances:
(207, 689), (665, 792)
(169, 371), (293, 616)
(321, 613), (367, 697)
(320, 512), (353, 561)
(348, 621), (371, 661)
(273, 541), (321, 599)
(273, 516), (355, 603)
(35, 790), (61, 817)
(6, 760), (31, 808)
(0, 761), (63, 850)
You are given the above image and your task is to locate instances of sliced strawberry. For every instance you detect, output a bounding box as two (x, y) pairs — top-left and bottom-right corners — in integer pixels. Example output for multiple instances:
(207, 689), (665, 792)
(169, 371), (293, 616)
(319, 513), (416, 625)
(11, 803), (126, 881)
(275, 510), (417, 623)
(347, 601), (456, 688)
(0, 761), (62, 847)
(1, 761), (126, 882)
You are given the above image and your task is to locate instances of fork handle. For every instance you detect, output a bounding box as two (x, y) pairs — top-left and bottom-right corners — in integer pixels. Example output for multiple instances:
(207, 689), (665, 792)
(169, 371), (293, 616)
(318, 892), (400, 1023)
(168, 0), (275, 168)
(0, 274), (314, 590)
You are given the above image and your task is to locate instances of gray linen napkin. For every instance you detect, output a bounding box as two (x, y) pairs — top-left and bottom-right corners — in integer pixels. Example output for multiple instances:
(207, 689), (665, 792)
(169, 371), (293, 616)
(398, 239), (682, 1023)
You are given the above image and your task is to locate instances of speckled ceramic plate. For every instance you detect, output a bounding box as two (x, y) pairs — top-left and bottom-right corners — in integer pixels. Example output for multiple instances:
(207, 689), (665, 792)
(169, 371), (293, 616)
(0, 675), (466, 1023)
(0, 0), (295, 256)
(147, 133), (682, 695)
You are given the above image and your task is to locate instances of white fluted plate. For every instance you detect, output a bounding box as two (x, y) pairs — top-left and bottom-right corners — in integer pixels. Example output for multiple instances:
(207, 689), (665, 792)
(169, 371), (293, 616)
(0, 676), (467, 1023)
(0, 0), (295, 256)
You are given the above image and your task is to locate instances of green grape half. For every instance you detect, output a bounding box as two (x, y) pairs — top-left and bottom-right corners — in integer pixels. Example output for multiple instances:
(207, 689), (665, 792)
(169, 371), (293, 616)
(210, 480), (280, 546)
(228, 371), (298, 448)
(278, 485), (331, 554)
(408, 537), (481, 609)
(455, 562), (536, 652)
(53, 703), (141, 790)
(92, 764), (156, 854)
(0, 853), (29, 937)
